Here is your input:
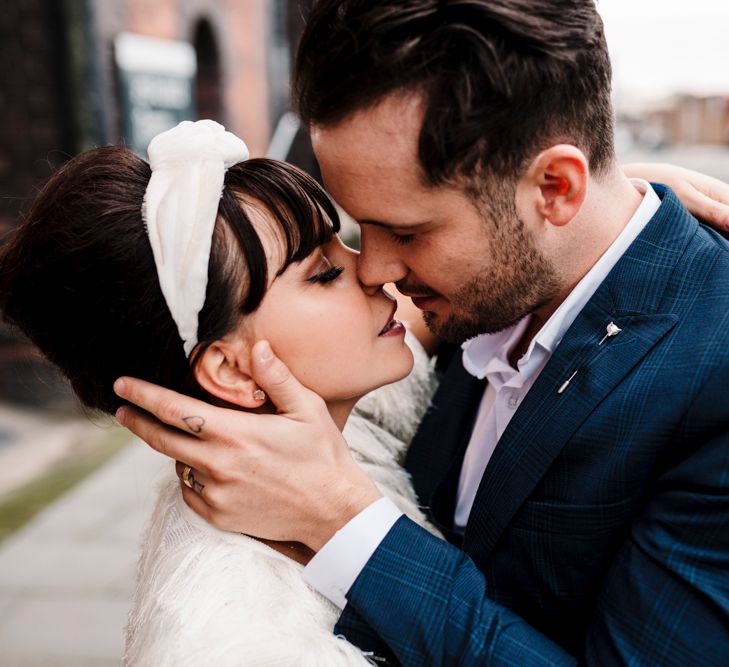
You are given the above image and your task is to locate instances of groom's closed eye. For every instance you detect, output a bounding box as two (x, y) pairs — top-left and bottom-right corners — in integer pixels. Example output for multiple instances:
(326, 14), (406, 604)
(390, 231), (416, 246)
(359, 217), (431, 247)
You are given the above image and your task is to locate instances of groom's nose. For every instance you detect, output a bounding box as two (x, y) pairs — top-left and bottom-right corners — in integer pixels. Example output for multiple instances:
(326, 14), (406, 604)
(357, 226), (408, 288)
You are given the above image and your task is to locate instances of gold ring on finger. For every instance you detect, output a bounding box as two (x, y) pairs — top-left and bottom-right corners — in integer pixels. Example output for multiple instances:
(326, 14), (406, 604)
(181, 465), (195, 489)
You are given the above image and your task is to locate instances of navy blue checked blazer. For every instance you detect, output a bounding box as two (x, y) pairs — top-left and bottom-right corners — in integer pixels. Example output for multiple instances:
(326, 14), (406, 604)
(333, 185), (729, 666)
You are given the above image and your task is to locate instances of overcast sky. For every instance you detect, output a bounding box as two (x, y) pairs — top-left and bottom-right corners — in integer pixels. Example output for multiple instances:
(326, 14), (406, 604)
(597, 0), (729, 104)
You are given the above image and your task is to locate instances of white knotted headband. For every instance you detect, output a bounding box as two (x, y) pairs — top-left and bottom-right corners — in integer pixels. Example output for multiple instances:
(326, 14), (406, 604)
(142, 120), (249, 357)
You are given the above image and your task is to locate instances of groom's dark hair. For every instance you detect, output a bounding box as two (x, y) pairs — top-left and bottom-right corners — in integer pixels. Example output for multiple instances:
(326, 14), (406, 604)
(293, 0), (614, 187)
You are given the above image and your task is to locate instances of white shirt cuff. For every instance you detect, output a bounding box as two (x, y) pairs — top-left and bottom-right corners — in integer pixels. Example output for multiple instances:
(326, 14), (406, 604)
(302, 496), (403, 609)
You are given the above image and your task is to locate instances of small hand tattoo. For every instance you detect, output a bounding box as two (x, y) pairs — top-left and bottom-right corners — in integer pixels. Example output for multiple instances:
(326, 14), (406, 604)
(182, 416), (205, 434)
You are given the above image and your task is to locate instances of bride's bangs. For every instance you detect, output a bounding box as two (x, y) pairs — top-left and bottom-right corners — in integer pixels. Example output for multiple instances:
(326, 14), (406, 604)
(219, 159), (341, 314)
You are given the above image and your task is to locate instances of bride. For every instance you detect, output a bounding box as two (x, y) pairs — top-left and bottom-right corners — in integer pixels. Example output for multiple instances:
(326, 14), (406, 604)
(0, 120), (441, 666)
(0, 120), (726, 665)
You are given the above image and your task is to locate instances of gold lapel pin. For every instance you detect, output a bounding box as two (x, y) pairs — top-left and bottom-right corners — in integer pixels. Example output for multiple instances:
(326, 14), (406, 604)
(599, 321), (622, 345)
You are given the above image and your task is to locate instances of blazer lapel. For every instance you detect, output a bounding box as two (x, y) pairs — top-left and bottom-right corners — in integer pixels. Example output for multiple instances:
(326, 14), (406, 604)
(464, 184), (691, 559)
(405, 358), (487, 515)
(463, 302), (677, 557)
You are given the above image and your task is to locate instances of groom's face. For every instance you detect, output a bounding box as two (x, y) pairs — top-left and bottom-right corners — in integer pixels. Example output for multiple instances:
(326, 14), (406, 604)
(312, 93), (559, 343)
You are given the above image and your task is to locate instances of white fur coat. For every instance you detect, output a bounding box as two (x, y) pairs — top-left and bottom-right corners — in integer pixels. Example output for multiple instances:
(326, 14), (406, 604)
(123, 333), (440, 666)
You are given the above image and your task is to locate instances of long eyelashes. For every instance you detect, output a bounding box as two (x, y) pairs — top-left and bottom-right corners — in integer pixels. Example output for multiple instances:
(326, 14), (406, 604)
(307, 266), (344, 284)
(391, 233), (415, 246)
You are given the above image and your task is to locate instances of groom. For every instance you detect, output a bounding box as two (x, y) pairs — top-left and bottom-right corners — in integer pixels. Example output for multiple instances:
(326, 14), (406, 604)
(116, 1), (729, 664)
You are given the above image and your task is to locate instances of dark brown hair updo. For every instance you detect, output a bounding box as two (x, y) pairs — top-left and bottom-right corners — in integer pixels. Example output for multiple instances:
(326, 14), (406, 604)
(0, 147), (340, 415)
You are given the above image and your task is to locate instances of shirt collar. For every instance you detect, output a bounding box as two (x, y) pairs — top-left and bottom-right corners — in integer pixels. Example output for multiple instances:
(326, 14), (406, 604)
(462, 179), (661, 379)
(461, 317), (529, 380)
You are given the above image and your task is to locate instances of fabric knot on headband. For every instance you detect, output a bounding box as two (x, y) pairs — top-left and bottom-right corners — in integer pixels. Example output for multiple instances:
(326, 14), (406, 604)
(143, 120), (250, 357)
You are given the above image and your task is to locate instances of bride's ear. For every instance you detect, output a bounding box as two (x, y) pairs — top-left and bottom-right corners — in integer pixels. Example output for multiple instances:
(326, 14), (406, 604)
(193, 339), (267, 409)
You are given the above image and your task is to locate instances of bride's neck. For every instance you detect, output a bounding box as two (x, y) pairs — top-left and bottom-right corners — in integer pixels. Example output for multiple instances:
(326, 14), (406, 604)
(254, 397), (359, 566)
(229, 396), (358, 432)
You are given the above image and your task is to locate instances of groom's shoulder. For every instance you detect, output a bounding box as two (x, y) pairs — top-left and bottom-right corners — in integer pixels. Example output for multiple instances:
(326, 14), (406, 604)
(675, 214), (729, 304)
(680, 217), (729, 291)
(630, 186), (729, 360)
(648, 184), (729, 296)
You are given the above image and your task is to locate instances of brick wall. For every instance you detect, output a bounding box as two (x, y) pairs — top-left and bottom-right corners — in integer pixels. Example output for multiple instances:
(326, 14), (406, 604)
(218, 0), (271, 155)
(0, 0), (73, 238)
(88, 0), (275, 155)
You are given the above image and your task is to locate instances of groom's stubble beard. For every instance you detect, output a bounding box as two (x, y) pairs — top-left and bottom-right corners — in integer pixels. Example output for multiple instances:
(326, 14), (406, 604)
(423, 187), (562, 344)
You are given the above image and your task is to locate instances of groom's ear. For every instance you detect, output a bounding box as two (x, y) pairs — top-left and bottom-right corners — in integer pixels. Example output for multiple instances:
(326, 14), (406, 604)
(521, 145), (588, 228)
(193, 336), (266, 409)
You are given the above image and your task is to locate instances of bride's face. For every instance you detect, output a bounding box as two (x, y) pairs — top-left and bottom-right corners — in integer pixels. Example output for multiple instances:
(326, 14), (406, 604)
(245, 233), (414, 402)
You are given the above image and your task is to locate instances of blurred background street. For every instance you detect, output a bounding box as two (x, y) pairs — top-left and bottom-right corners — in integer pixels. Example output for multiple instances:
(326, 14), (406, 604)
(0, 0), (728, 664)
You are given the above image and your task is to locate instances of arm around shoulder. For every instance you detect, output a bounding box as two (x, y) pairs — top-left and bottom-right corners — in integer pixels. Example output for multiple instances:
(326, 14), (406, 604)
(621, 163), (729, 231)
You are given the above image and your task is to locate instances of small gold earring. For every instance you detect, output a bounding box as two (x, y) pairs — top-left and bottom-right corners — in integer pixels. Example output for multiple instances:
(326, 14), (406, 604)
(253, 388), (266, 401)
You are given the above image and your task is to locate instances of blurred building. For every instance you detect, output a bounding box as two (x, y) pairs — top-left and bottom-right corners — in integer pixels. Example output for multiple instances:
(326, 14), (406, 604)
(666, 95), (729, 145)
(618, 94), (729, 150)
(0, 0), (314, 405)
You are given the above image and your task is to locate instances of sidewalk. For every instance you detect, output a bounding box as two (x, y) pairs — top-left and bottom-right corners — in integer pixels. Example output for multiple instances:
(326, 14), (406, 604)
(0, 402), (105, 497)
(0, 439), (169, 666)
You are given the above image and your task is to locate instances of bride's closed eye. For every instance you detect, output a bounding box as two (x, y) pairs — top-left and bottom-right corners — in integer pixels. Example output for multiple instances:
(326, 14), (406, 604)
(307, 265), (344, 284)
